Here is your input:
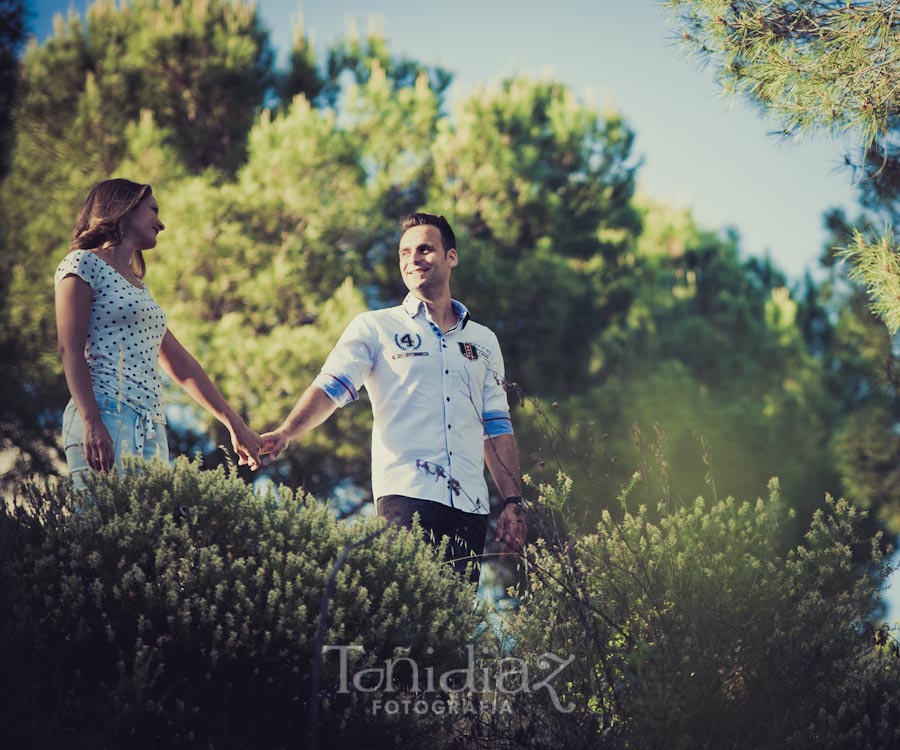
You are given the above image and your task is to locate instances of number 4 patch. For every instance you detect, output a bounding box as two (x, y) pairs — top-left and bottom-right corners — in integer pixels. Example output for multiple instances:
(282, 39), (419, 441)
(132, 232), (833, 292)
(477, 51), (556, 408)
(394, 332), (422, 351)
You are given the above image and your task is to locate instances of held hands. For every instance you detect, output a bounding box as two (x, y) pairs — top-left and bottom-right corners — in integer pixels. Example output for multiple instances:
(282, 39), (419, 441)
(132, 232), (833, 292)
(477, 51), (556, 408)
(495, 503), (528, 557)
(227, 417), (264, 470)
(259, 429), (290, 464)
(226, 421), (289, 470)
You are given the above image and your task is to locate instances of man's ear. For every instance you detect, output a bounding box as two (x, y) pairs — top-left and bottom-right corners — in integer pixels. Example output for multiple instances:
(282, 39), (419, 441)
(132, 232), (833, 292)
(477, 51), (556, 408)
(447, 248), (458, 268)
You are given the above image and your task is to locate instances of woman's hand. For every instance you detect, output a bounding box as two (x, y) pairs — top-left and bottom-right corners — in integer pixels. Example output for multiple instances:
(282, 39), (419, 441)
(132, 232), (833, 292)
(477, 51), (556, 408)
(82, 413), (115, 472)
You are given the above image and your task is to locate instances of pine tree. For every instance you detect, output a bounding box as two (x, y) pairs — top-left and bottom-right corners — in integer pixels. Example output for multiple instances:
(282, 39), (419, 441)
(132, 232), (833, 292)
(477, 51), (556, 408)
(278, 18), (324, 105)
(0, 0), (27, 178)
(427, 76), (642, 395)
(665, 0), (900, 331)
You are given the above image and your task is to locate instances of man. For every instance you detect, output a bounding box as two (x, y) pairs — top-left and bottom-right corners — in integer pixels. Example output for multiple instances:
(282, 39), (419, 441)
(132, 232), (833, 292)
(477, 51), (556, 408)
(261, 213), (526, 582)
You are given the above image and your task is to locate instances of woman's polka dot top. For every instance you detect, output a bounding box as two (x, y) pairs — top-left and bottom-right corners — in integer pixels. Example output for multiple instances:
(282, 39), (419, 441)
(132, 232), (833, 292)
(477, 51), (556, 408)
(55, 249), (167, 422)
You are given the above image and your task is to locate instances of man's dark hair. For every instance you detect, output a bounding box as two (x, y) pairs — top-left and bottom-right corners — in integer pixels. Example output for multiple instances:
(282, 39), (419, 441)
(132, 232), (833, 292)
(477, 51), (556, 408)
(400, 213), (456, 255)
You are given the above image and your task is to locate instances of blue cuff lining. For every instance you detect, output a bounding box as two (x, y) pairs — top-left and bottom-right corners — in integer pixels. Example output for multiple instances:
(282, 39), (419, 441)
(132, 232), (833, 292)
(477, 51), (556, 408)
(483, 410), (513, 437)
(314, 373), (358, 406)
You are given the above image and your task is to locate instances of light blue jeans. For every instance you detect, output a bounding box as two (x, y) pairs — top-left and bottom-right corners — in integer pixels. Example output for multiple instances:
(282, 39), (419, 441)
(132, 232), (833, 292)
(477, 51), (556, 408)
(62, 395), (168, 490)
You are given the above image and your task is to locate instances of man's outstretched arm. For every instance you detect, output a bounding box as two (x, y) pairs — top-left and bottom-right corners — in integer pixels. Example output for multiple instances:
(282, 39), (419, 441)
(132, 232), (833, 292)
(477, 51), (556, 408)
(261, 385), (338, 460)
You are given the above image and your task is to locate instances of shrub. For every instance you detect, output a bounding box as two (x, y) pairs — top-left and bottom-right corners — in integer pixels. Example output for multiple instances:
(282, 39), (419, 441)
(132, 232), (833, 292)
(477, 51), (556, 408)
(489, 475), (900, 750)
(5, 458), (898, 750)
(0, 457), (480, 749)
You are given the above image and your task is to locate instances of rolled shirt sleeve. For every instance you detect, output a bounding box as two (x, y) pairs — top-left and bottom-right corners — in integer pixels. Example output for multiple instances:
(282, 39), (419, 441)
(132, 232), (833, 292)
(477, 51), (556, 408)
(481, 332), (514, 438)
(312, 314), (376, 408)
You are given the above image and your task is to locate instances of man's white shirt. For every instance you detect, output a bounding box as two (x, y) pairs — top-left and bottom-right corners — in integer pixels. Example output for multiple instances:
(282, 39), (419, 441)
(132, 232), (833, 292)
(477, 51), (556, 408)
(313, 294), (513, 514)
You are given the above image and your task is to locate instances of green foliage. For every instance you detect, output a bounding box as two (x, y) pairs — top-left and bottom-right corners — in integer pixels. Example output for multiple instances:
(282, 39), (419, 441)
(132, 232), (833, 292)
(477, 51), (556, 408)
(7, 0), (270, 211)
(498, 475), (900, 749)
(0, 457), (479, 748)
(321, 22), (452, 108)
(429, 77), (641, 394)
(3, 462), (899, 750)
(0, 0), (72, 488)
(839, 225), (900, 335)
(4, 9), (900, 746)
(514, 200), (839, 520)
(278, 20), (324, 104)
(667, 0), (900, 141)
(3, 0), (273, 305)
(663, 0), (900, 334)
(0, 0), (27, 177)
(810, 210), (900, 532)
(3, 0), (897, 539)
(833, 407), (900, 532)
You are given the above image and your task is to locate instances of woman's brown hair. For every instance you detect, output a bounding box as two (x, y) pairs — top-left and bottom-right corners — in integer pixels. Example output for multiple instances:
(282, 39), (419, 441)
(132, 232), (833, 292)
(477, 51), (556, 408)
(70, 178), (152, 278)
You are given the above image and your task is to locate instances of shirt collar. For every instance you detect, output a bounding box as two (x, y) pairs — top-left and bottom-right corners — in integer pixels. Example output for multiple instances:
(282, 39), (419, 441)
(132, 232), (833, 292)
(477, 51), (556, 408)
(402, 293), (469, 326)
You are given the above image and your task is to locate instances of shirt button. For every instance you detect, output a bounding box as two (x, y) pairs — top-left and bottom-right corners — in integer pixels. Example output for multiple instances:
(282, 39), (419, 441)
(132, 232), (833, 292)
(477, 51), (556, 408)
(447, 424), (452, 429)
(446, 397), (450, 402)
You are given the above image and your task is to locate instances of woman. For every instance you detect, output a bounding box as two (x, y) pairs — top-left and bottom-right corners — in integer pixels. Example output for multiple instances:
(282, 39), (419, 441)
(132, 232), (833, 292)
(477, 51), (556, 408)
(55, 178), (261, 487)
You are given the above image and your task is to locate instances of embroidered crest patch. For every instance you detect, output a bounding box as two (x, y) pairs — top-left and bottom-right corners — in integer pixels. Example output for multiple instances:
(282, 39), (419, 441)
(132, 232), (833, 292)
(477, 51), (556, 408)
(459, 342), (479, 361)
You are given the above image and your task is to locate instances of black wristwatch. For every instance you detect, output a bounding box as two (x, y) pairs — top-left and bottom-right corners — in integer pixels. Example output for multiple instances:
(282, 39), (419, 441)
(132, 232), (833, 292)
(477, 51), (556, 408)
(503, 495), (524, 508)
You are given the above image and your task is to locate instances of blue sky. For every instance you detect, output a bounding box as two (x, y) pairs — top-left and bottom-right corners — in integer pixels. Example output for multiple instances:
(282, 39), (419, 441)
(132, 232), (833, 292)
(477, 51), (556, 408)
(28, 0), (897, 618)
